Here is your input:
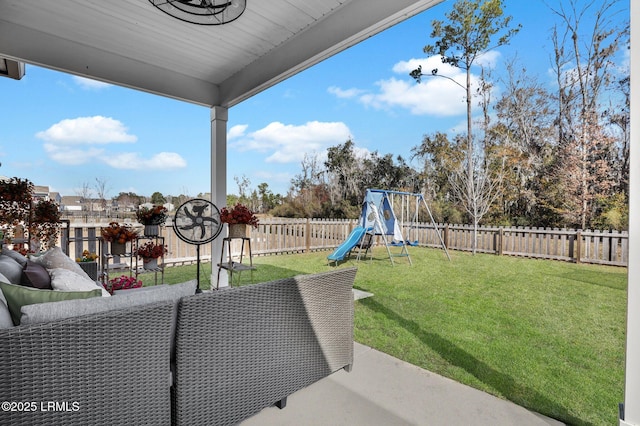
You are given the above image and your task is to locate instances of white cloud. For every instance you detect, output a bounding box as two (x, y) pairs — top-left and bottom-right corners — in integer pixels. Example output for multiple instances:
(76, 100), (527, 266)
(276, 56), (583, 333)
(102, 152), (187, 170)
(36, 116), (137, 144)
(369, 56), (471, 116)
(230, 121), (352, 164)
(37, 116), (185, 170)
(353, 145), (372, 159)
(476, 50), (501, 68)
(329, 55), (501, 117)
(254, 170), (293, 185)
(327, 86), (366, 99)
(42, 143), (105, 165)
(362, 76), (467, 116)
(391, 57), (438, 74)
(73, 76), (111, 90)
(228, 124), (248, 139)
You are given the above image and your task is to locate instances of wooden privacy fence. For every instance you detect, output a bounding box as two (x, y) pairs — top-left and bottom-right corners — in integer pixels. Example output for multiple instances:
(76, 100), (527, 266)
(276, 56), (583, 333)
(62, 219), (628, 267)
(61, 222), (212, 268)
(413, 223), (628, 267)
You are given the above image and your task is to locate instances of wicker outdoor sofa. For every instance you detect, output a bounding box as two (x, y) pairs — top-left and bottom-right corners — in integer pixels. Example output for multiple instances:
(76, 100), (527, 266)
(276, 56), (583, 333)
(0, 265), (357, 426)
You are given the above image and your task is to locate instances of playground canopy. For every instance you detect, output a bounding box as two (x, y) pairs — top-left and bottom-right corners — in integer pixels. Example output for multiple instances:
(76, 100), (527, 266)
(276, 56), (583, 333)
(361, 189), (404, 242)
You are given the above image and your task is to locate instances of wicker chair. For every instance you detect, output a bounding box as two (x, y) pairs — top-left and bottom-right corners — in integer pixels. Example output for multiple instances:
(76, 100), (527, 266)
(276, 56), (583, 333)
(0, 302), (175, 426)
(171, 267), (357, 426)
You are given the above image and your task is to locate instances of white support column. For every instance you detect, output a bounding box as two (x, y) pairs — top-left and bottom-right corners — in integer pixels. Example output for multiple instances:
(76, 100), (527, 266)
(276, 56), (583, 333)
(211, 106), (228, 288)
(622, 4), (639, 425)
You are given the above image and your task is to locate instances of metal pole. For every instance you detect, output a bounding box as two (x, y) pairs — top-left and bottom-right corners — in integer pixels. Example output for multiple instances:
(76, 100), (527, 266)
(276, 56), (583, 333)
(419, 195), (451, 261)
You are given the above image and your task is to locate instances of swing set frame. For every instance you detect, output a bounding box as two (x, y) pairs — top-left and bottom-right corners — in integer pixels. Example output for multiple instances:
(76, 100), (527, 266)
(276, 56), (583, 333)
(360, 189), (451, 264)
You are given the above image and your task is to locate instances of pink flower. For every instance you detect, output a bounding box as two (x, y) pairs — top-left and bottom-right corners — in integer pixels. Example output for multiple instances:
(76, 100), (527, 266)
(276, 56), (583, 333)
(220, 203), (259, 227)
(104, 275), (143, 295)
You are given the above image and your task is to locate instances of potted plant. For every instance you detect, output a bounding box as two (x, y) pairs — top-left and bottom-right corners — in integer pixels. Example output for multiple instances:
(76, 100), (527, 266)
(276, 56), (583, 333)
(31, 198), (62, 251)
(103, 275), (143, 295)
(134, 241), (167, 270)
(136, 205), (168, 236)
(76, 249), (98, 263)
(100, 222), (138, 255)
(76, 249), (99, 280)
(220, 203), (259, 238)
(0, 177), (62, 252)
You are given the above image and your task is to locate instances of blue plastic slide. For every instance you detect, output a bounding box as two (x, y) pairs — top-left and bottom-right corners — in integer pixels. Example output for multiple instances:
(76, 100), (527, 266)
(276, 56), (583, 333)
(327, 226), (367, 264)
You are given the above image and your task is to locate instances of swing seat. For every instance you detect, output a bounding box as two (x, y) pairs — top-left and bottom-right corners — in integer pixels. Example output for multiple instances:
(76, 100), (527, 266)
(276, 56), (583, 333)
(406, 240), (419, 246)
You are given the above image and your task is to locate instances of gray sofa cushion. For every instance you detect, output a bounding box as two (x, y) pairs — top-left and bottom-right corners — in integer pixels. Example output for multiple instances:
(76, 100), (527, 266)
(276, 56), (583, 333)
(1, 248), (28, 268)
(0, 255), (25, 285)
(21, 280), (197, 325)
(0, 281), (103, 325)
(0, 274), (14, 329)
(49, 268), (110, 297)
(30, 246), (92, 280)
(113, 284), (168, 295)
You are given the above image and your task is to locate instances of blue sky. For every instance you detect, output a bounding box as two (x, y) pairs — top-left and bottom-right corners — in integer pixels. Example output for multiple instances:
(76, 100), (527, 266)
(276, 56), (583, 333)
(0, 0), (629, 200)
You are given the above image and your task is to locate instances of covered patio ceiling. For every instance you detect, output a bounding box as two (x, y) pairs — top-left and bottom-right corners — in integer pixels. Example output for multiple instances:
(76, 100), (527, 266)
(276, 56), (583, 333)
(1, 1), (638, 425)
(0, 0), (444, 108)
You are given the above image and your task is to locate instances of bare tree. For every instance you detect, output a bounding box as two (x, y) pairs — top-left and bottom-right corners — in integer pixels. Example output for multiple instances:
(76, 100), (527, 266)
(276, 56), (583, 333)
(234, 174), (250, 203)
(491, 58), (556, 224)
(76, 181), (93, 213)
(549, 0), (624, 229)
(94, 177), (110, 215)
(449, 154), (505, 253)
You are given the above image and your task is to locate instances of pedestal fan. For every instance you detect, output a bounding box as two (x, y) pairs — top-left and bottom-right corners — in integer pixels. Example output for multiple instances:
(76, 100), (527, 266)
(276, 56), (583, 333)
(172, 198), (223, 291)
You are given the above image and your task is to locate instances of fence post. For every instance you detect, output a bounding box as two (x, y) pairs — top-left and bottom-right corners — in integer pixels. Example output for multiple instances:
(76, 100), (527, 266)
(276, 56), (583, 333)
(73, 227), (84, 259)
(443, 224), (449, 249)
(305, 218), (311, 253)
(498, 227), (504, 256)
(575, 230), (582, 264)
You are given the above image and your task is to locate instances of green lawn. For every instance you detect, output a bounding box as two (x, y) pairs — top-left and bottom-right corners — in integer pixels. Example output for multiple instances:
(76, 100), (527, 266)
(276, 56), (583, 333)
(143, 247), (627, 425)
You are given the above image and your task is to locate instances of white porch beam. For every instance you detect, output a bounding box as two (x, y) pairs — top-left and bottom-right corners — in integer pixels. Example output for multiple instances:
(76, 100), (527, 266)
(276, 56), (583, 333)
(622, 1), (639, 424)
(211, 106), (228, 288)
(0, 20), (220, 107)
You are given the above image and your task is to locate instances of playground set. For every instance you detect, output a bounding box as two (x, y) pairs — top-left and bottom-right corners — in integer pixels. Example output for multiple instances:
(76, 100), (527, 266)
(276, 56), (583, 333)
(327, 189), (450, 265)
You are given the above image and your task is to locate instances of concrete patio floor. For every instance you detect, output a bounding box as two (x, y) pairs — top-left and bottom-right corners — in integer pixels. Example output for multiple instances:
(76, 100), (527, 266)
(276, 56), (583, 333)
(241, 342), (564, 426)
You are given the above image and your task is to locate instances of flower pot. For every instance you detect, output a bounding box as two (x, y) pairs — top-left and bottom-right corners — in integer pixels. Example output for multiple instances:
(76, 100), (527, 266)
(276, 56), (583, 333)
(228, 224), (248, 239)
(144, 224), (159, 237)
(78, 261), (98, 281)
(143, 257), (158, 270)
(111, 241), (126, 256)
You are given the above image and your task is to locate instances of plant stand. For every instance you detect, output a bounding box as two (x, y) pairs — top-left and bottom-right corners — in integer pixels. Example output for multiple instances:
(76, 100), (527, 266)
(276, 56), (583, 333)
(100, 238), (133, 286)
(134, 236), (165, 286)
(217, 236), (254, 289)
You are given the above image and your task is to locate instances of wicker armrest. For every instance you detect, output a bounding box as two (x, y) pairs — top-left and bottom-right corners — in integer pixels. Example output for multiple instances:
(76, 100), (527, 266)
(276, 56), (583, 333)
(172, 267), (357, 426)
(0, 302), (175, 426)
